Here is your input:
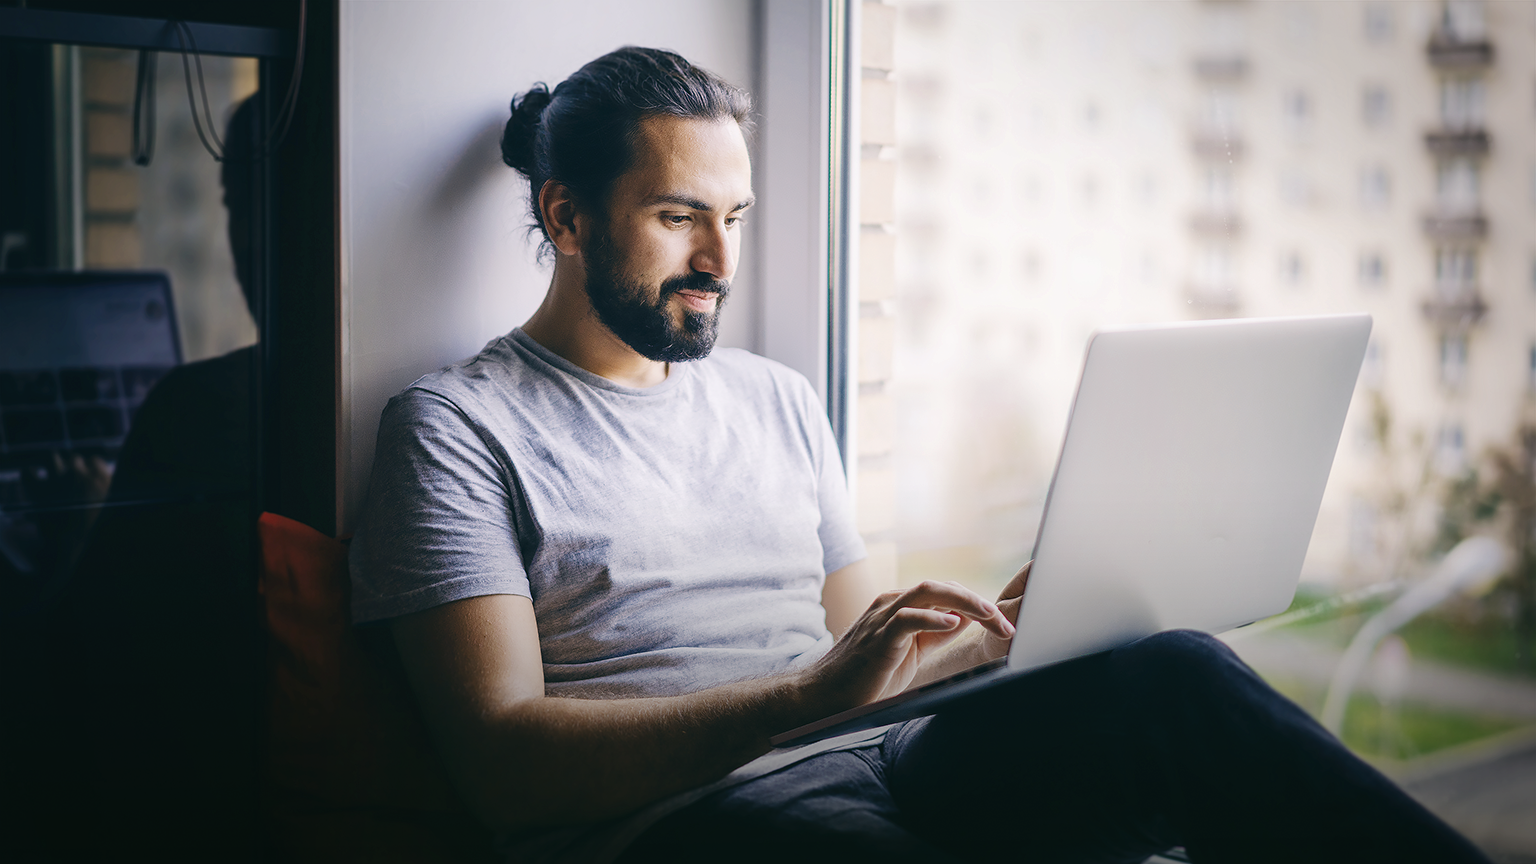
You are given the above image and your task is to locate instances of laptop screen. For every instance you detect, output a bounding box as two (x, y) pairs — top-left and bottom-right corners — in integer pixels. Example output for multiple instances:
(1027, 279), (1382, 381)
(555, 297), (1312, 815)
(0, 270), (181, 461)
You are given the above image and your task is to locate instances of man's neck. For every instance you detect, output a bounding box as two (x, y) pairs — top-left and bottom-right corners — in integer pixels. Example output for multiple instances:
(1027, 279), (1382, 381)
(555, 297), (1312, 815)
(521, 267), (669, 389)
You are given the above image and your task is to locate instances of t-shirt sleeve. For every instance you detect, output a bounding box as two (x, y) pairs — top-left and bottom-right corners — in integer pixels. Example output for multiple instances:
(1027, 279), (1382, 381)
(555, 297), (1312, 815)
(349, 388), (531, 624)
(799, 379), (867, 576)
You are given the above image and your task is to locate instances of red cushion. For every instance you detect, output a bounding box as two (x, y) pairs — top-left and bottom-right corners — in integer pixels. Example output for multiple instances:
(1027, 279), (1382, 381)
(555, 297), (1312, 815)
(258, 512), (493, 862)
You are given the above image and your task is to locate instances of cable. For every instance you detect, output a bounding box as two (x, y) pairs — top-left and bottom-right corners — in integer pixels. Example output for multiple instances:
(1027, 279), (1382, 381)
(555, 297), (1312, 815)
(168, 0), (310, 164)
(265, 0), (309, 150)
(172, 20), (226, 161)
(131, 49), (157, 166)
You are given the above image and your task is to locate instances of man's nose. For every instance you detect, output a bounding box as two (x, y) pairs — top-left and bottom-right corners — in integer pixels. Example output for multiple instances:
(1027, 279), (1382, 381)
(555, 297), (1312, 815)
(690, 221), (736, 281)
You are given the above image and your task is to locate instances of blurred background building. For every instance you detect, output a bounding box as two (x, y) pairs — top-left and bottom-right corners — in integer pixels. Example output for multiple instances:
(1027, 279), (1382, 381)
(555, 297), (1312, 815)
(852, 3), (1536, 857)
(854, 0), (1535, 598)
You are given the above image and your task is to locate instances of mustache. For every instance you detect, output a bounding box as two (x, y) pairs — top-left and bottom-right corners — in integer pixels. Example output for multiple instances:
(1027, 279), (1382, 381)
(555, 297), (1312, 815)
(660, 272), (731, 300)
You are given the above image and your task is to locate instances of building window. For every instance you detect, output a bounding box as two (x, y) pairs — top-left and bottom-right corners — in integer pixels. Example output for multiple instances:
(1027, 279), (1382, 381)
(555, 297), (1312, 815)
(1021, 249), (1042, 285)
(1436, 422), (1467, 474)
(1202, 88), (1241, 136)
(1194, 245), (1234, 292)
(1359, 164), (1391, 209)
(1281, 168), (1311, 207)
(1440, 77), (1485, 131)
(1358, 251), (1387, 289)
(1204, 165), (1236, 211)
(1279, 250), (1306, 287)
(1440, 334), (1468, 389)
(1437, 159), (1480, 214)
(1363, 3), (1394, 43)
(1282, 88), (1312, 137)
(1444, 0), (1487, 41)
(1436, 247), (1477, 297)
(1362, 85), (1391, 127)
(1362, 339), (1384, 389)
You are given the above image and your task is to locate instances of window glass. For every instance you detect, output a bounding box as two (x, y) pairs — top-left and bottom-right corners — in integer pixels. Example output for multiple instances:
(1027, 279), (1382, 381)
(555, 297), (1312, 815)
(1361, 84), (1392, 128)
(848, 1), (1536, 851)
(1, 33), (268, 842)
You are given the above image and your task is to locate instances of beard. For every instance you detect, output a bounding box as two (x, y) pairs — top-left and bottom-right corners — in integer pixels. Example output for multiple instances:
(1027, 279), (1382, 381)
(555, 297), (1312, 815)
(581, 228), (730, 363)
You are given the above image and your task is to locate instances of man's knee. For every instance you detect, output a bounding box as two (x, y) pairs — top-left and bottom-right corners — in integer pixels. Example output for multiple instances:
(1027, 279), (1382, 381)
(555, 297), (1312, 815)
(1108, 629), (1248, 705)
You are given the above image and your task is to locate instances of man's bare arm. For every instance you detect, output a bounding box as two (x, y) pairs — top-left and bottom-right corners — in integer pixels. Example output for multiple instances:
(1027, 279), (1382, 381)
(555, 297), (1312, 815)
(393, 580), (1012, 832)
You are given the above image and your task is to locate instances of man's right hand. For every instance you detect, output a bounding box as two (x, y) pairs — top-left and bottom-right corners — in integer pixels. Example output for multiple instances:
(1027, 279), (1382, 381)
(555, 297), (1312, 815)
(798, 580), (1015, 708)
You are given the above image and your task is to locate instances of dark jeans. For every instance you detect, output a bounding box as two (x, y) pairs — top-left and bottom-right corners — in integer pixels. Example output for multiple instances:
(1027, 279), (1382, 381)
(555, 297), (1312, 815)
(619, 630), (1491, 864)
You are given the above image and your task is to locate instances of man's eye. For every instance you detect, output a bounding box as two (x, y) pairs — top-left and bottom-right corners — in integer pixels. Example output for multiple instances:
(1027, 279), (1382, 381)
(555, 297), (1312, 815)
(725, 216), (745, 228)
(664, 214), (690, 225)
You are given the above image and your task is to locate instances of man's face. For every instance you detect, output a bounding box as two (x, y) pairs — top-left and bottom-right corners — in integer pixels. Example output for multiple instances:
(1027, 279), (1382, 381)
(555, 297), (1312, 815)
(579, 115), (754, 363)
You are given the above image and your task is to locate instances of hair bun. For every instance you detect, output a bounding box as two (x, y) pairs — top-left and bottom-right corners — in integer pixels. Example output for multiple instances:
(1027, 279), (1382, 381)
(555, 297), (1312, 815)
(502, 84), (552, 176)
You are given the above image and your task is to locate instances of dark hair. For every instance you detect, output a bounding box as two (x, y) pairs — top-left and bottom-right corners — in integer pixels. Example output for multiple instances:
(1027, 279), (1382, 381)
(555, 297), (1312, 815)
(501, 46), (753, 257)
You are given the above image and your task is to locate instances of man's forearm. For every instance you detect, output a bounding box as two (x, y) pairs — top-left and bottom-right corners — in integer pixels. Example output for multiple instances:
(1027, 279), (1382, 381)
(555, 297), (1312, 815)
(445, 675), (817, 832)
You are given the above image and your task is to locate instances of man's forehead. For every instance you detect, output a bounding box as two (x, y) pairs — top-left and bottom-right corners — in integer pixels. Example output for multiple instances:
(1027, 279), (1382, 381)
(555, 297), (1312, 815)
(622, 115), (753, 208)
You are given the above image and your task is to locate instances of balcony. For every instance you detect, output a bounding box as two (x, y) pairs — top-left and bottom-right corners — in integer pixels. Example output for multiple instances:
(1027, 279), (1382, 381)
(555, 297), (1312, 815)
(1188, 210), (1243, 237)
(1421, 288), (1488, 329)
(1421, 211), (1487, 240)
(1184, 285), (1242, 319)
(1193, 56), (1247, 81)
(1426, 34), (1494, 69)
(1424, 128), (1490, 157)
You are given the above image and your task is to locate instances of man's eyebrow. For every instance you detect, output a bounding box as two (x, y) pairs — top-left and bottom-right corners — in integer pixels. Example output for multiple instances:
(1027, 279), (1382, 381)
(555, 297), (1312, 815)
(642, 192), (756, 212)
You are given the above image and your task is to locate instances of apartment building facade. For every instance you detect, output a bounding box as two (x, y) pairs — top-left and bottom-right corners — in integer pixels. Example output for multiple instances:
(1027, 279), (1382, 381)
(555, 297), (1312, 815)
(871, 0), (1536, 591)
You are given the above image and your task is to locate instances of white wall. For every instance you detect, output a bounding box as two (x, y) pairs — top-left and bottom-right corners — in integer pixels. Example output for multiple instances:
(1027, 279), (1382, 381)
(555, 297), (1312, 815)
(338, 0), (789, 529)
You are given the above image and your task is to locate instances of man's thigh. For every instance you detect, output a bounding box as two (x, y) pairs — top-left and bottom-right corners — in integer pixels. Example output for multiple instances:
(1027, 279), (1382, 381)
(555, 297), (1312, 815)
(884, 649), (1179, 864)
(618, 748), (965, 864)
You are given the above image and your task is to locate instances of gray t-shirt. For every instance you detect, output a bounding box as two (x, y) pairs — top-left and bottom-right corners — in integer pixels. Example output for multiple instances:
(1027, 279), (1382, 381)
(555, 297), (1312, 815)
(350, 329), (866, 697)
(350, 329), (876, 861)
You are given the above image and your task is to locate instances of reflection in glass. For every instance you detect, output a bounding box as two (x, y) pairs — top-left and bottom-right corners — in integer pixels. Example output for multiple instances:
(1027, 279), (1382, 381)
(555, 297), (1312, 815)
(0, 36), (265, 854)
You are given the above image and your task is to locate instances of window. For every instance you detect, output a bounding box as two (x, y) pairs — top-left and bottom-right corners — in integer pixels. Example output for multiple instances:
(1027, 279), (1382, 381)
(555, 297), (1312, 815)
(1444, 0), (1487, 41)
(1440, 334), (1468, 389)
(1201, 3), (1245, 55)
(1204, 165), (1236, 211)
(867, 3), (1536, 804)
(1440, 77), (1485, 131)
(1435, 422), (1467, 474)
(1194, 245), (1235, 292)
(1363, 3), (1395, 43)
(1361, 85), (1391, 128)
(1021, 249), (1042, 285)
(1359, 164), (1391, 210)
(1437, 159), (1480, 214)
(1279, 250), (1307, 287)
(1361, 340), (1384, 389)
(1358, 251), (1387, 289)
(1202, 88), (1241, 136)
(1436, 247), (1477, 296)
(1282, 88), (1312, 137)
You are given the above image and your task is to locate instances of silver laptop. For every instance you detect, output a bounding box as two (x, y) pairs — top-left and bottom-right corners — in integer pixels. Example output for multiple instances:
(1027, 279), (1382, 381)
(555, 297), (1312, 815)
(772, 313), (1372, 748)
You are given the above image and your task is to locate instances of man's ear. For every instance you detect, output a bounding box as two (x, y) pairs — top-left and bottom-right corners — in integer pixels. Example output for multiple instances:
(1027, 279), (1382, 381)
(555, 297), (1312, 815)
(540, 180), (585, 258)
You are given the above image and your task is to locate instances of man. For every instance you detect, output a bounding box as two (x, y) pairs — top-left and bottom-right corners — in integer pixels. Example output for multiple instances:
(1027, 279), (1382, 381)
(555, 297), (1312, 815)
(351, 47), (1489, 863)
